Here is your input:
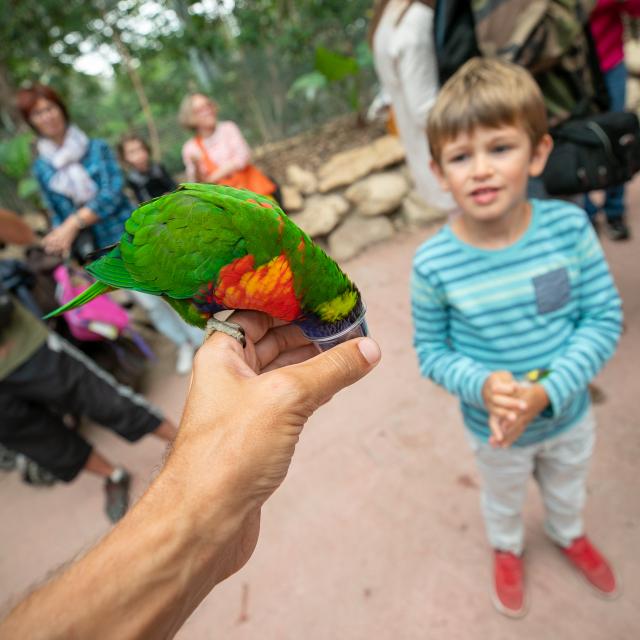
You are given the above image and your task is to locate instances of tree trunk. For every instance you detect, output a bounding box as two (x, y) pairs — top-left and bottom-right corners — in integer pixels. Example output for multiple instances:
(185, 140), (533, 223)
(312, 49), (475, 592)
(111, 28), (162, 162)
(0, 60), (24, 134)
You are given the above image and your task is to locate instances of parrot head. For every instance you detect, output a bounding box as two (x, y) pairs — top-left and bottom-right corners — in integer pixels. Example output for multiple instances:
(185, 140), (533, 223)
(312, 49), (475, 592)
(296, 286), (366, 341)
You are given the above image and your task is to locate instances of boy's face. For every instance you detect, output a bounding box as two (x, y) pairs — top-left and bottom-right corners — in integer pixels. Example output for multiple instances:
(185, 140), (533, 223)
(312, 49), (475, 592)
(431, 124), (552, 223)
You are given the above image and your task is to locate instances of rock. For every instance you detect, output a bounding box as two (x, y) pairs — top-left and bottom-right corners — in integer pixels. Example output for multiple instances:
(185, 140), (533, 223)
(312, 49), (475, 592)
(346, 171), (409, 217)
(401, 190), (449, 226)
(318, 147), (376, 193)
(391, 212), (407, 232)
(398, 163), (412, 183)
(318, 134), (406, 192)
(625, 39), (640, 76)
(627, 77), (640, 112)
(285, 164), (318, 195)
(289, 194), (350, 237)
(281, 185), (303, 211)
(370, 134), (406, 170)
(328, 216), (395, 262)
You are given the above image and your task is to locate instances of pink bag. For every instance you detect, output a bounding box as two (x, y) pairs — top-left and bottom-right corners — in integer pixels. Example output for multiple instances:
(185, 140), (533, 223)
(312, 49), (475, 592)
(53, 265), (129, 342)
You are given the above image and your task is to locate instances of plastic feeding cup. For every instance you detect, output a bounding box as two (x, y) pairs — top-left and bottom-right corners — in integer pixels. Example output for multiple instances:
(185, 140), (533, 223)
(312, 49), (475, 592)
(300, 300), (369, 352)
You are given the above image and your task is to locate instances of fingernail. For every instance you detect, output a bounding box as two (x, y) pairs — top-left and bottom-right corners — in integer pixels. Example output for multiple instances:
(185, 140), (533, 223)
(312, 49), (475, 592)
(358, 338), (381, 364)
(520, 401), (527, 409)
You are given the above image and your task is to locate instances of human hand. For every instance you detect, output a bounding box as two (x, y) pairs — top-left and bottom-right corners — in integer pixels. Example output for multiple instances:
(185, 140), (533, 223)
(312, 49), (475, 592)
(488, 383), (549, 448)
(206, 162), (237, 183)
(42, 217), (79, 256)
(482, 371), (527, 445)
(0, 310), (381, 639)
(165, 310), (381, 581)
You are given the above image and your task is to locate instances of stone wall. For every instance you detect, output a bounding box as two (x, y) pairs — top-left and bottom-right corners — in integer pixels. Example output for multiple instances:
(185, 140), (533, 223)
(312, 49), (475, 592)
(281, 134), (446, 262)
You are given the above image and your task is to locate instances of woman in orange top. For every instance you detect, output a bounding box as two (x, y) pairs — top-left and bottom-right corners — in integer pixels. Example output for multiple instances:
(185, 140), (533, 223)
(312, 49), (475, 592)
(179, 94), (281, 204)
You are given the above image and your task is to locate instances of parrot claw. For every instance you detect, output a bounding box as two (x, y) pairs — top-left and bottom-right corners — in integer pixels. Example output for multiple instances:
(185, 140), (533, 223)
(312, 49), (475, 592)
(204, 318), (247, 348)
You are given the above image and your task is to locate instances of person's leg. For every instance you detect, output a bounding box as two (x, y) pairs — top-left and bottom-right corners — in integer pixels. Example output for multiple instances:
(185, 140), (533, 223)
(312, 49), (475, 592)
(0, 390), (94, 483)
(468, 435), (535, 617)
(5, 334), (175, 444)
(131, 291), (201, 373)
(602, 63), (630, 238)
(534, 413), (595, 547)
(131, 291), (193, 347)
(583, 194), (599, 223)
(0, 342), (143, 522)
(469, 438), (534, 554)
(46, 333), (173, 442)
(534, 411), (617, 596)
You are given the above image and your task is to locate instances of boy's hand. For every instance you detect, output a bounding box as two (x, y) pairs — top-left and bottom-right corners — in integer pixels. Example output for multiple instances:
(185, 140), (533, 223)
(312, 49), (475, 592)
(482, 371), (527, 444)
(489, 384), (550, 448)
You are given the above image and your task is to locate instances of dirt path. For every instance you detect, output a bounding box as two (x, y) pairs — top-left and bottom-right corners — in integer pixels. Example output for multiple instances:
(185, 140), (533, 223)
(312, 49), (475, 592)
(1, 180), (639, 639)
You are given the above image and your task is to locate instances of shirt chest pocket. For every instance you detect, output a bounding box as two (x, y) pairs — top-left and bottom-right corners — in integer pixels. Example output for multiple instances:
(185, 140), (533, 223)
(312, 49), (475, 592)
(532, 267), (570, 314)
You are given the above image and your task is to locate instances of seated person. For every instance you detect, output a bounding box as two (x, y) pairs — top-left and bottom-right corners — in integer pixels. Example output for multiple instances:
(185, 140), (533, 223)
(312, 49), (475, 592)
(179, 93), (283, 206)
(0, 208), (177, 523)
(118, 134), (177, 203)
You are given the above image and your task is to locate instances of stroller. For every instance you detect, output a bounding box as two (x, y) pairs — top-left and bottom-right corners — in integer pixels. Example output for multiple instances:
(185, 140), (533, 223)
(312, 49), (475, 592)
(1, 252), (154, 390)
(51, 262), (155, 390)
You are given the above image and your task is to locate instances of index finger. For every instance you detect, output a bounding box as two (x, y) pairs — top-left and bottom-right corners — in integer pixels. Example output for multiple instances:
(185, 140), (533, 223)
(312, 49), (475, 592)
(491, 382), (517, 395)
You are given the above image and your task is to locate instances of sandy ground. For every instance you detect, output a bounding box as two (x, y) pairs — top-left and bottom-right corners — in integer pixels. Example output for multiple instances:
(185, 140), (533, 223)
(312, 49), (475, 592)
(1, 182), (639, 639)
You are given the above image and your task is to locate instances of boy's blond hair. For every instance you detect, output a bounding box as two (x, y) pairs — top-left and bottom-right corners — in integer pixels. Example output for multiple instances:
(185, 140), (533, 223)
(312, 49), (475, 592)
(427, 58), (548, 165)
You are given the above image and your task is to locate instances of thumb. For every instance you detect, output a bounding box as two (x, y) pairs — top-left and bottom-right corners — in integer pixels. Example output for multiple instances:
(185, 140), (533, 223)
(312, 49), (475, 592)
(289, 337), (381, 407)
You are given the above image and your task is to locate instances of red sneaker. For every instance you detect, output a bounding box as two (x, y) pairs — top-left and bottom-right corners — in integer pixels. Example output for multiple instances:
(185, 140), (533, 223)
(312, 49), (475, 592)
(492, 551), (528, 618)
(561, 536), (619, 598)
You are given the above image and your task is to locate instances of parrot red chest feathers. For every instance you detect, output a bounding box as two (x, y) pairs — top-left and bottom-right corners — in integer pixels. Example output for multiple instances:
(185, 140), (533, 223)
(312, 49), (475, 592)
(195, 253), (301, 322)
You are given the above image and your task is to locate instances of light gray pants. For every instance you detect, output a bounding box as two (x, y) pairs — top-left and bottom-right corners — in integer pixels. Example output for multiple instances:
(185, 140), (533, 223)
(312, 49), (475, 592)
(131, 292), (204, 347)
(468, 410), (596, 555)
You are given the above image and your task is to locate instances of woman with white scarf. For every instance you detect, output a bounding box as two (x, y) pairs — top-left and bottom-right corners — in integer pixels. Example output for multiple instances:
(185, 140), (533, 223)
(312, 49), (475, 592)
(17, 84), (203, 375)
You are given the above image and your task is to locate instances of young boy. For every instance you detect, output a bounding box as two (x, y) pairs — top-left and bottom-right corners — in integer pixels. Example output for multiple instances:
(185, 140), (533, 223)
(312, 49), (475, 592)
(411, 58), (623, 618)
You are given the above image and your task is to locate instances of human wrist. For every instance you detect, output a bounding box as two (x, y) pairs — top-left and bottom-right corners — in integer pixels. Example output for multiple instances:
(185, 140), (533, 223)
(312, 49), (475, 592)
(160, 445), (253, 544)
(531, 384), (550, 413)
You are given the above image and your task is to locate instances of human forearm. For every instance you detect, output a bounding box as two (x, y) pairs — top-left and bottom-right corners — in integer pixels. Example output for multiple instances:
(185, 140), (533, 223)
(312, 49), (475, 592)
(0, 314), (380, 637)
(412, 271), (491, 407)
(542, 300), (622, 414)
(0, 463), (244, 639)
(417, 345), (490, 407)
(74, 206), (100, 227)
(0, 208), (36, 245)
(207, 160), (242, 182)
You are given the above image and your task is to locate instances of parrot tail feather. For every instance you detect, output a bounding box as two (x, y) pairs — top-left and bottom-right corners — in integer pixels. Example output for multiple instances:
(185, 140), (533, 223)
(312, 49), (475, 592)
(43, 281), (113, 320)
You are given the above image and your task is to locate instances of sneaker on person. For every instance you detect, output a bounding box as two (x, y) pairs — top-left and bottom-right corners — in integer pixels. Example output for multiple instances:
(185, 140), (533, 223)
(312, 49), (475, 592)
(605, 218), (630, 241)
(0, 444), (17, 471)
(175, 342), (195, 375)
(561, 536), (619, 598)
(104, 468), (131, 523)
(492, 550), (528, 618)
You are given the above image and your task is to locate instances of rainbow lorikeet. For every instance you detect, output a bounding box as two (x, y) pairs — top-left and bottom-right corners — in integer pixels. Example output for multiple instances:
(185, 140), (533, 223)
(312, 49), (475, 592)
(45, 183), (364, 345)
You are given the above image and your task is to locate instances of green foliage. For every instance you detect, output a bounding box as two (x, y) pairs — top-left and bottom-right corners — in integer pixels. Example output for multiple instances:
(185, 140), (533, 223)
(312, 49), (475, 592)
(290, 42), (374, 115)
(0, 132), (41, 208)
(0, 132), (33, 179)
(1, 0), (378, 189)
(315, 48), (360, 83)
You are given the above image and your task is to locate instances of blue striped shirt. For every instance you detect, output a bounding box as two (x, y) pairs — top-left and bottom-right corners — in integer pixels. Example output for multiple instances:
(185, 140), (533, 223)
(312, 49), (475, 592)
(33, 139), (134, 248)
(411, 199), (622, 446)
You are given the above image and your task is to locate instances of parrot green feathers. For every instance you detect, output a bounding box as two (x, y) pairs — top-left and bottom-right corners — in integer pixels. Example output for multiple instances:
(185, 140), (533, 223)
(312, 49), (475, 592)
(45, 184), (363, 339)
